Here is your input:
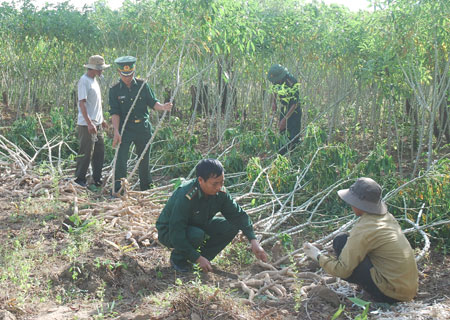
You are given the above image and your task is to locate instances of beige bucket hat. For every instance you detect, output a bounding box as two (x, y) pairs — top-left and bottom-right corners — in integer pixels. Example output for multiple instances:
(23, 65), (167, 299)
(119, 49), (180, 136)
(337, 177), (387, 215)
(83, 55), (110, 70)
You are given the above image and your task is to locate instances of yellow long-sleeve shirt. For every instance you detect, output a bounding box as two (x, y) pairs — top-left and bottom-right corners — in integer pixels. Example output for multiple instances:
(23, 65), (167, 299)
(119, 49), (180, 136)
(319, 212), (418, 301)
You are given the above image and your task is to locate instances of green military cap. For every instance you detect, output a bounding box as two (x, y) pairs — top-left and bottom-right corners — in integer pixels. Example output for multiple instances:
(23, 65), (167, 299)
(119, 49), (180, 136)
(267, 64), (288, 84)
(114, 56), (137, 76)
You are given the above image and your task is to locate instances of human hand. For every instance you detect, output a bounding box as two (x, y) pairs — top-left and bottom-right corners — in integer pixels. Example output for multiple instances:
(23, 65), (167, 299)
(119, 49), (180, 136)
(251, 239), (268, 262)
(279, 118), (287, 131)
(112, 132), (121, 148)
(195, 256), (213, 273)
(163, 102), (173, 111)
(87, 122), (97, 135)
(101, 120), (108, 129)
(303, 242), (320, 262)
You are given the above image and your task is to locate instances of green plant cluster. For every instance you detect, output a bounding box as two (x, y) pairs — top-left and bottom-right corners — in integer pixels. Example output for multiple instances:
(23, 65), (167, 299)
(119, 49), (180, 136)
(387, 160), (450, 252)
(242, 125), (450, 250)
(153, 123), (202, 176)
(2, 107), (116, 165)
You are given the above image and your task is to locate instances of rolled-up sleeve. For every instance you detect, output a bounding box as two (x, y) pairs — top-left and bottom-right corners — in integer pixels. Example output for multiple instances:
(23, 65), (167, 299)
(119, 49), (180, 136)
(109, 88), (120, 116)
(144, 83), (158, 110)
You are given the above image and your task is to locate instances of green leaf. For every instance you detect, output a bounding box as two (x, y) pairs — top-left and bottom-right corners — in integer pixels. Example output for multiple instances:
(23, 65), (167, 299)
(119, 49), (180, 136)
(172, 178), (183, 190)
(348, 297), (371, 308)
(331, 304), (345, 320)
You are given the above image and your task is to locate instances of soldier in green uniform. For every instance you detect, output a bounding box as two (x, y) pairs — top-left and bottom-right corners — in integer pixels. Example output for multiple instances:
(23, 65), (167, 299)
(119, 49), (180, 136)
(109, 56), (172, 193)
(267, 64), (302, 154)
(156, 159), (268, 273)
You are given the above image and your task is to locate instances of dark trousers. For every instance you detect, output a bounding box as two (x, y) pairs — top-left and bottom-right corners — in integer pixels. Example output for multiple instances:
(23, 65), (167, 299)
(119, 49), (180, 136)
(279, 107), (301, 155)
(333, 233), (399, 304)
(165, 217), (238, 265)
(114, 123), (152, 192)
(75, 125), (104, 184)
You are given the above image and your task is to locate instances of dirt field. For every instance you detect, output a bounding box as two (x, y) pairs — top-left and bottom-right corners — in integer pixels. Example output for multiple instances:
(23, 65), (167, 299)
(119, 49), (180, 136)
(0, 181), (449, 320)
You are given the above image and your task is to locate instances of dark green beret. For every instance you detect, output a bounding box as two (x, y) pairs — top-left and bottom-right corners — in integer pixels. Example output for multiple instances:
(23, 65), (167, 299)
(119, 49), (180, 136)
(114, 56), (137, 76)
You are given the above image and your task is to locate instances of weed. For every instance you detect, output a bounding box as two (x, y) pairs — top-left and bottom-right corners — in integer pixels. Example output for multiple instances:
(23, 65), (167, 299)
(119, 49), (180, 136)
(94, 257), (128, 271)
(192, 264), (202, 282)
(214, 241), (254, 268)
(348, 297), (371, 320)
(278, 233), (293, 251)
(292, 279), (304, 312)
(63, 213), (98, 235)
(94, 281), (119, 319)
(0, 235), (48, 305)
(331, 304), (345, 320)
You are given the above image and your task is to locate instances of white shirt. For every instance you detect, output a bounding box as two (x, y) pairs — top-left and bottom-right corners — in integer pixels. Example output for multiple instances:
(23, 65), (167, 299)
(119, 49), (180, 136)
(77, 73), (103, 126)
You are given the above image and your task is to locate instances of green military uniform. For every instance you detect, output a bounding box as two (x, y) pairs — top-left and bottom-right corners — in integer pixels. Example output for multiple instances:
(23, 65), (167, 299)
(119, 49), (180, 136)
(156, 178), (256, 265)
(109, 56), (159, 192)
(268, 64), (302, 154)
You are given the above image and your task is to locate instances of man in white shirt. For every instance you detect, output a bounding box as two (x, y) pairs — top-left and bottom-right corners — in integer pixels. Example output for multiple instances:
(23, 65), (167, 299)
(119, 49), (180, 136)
(74, 55), (110, 187)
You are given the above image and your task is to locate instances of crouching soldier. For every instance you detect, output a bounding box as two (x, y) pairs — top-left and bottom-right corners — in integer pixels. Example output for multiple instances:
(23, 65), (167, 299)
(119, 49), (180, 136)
(156, 159), (267, 272)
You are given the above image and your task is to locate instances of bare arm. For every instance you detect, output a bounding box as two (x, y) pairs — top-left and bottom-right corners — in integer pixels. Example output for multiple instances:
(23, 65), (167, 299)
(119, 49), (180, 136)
(79, 99), (97, 134)
(284, 103), (297, 119)
(111, 114), (121, 148)
(251, 239), (268, 262)
(153, 101), (173, 111)
(271, 93), (277, 112)
(279, 103), (298, 131)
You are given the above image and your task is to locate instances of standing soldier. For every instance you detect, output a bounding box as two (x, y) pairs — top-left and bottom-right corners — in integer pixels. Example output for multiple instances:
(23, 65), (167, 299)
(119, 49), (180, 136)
(267, 64), (302, 155)
(75, 55), (110, 188)
(109, 56), (172, 193)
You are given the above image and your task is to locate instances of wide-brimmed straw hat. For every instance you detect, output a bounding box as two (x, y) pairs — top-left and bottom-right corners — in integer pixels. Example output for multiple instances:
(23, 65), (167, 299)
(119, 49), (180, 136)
(337, 177), (387, 215)
(83, 55), (110, 70)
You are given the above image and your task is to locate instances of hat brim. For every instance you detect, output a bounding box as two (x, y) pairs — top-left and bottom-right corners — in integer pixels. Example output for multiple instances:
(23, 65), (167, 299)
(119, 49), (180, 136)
(119, 70), (135, 76)
(337, 188), (387, 215)
(268, 72), (287, 84)
(84, 64), (110, 70)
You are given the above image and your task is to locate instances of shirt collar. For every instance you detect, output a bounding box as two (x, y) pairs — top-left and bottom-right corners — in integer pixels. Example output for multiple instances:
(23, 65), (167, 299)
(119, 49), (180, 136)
(119, 77), (137, 89)
(194, 179), (205, 199)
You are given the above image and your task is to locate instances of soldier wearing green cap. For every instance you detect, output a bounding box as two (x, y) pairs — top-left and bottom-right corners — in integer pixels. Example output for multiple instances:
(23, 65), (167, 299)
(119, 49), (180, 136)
(267, 64), (302, 154)
(109, 56), (172, 193)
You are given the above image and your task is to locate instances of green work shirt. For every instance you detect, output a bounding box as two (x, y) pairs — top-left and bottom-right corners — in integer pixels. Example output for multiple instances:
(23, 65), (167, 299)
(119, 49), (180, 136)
(109, 78), (158, 130)
(156, 178), (257, 262)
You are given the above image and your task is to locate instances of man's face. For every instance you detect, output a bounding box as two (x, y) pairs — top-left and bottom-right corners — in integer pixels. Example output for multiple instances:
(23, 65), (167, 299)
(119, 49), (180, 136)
(119, 71), (134, 86)
(95, 69), (104, 77)
(351, 206), (365, 216)
(198, 173), (224, 196)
